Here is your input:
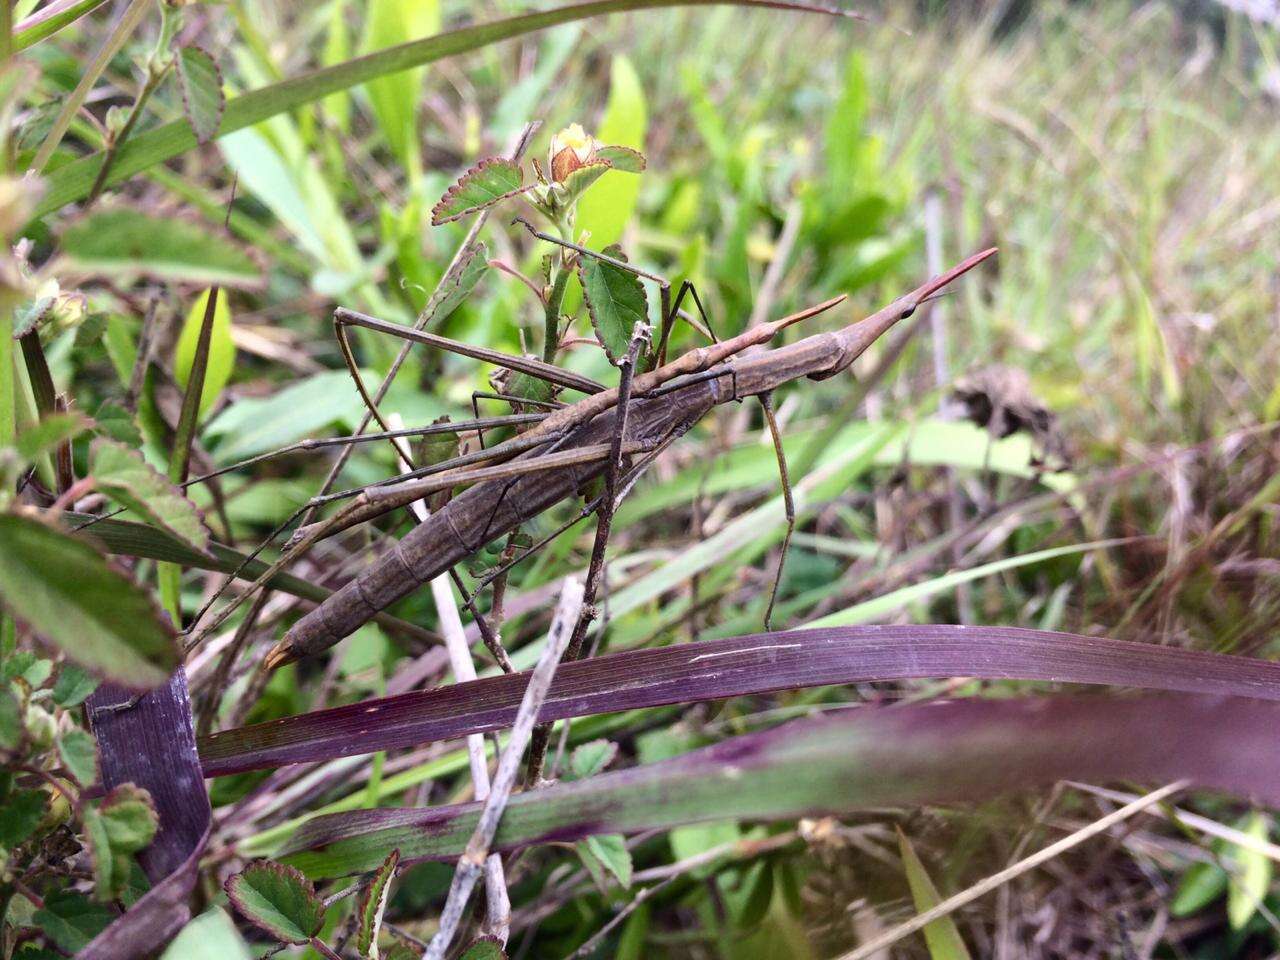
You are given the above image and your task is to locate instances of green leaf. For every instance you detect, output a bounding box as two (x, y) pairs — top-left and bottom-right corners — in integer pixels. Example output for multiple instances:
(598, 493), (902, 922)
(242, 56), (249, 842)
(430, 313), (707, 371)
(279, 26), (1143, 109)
(13, 0), (113, 52)
(83, 806), (125, 900)
(1227, 812), (1272, 929)
(33, 891), (113, 953)
(897, 827), (972, 960)
(0, 789), (48, 848)
(175, 45), (225, 145)
(0, 514), (179, 688)
(0, 682), (21, 749)
(226, 860), (326, 944)
(91, 439), (211, 555)
(427, 241), (489, 325)
(458, 935), (507, 960)
(52, 662), (100, 707)
(60, 208), (262, 289)
(559, 159), (612, 204)
(1171, 861), (1228, 916)
(568, 739), (618, 780)
(35, 1), (845, 218)
(594, 144), (647, 173)
(160, 907), (254, 960)
(99, 784), (158, 853)
(359, 0), (439, 171)
(57, 728), (98, 786)
(578, 244), (648, 362)
(430, 158), (526, 225)
(92, 400), (143, 447)
(575, 56), (647, 250)
(14, 412), (87, 463)
(577, 833), (632, 889)
(356, 848), (399, 959)
(175, 288), (235, 420)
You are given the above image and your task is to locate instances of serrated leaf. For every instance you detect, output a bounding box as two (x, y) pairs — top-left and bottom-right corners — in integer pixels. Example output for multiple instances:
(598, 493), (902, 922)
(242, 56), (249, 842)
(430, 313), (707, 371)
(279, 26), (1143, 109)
(226, 860), (326, 944)
(175, 288), (235, 420)
(52, 662), (99, 707)
(578, 244), (648, 362)
(60, 208), (262, 289)
(91, 439), (211, 555)
(577, 833), (632, 890)
(559, 158), (611, 204)
(430, 158), (526, 225)
(458, 935), (507, 960)
(0, 514), (179, 688)
(0, 788), (48, 848)
(356, 848), (399, 959)
(568, 739), (618, 780)
(176, 45), (225, 144)
(57, 728), (97, 785)
(160, 907), (254, 960)
(1227, 812), (1272, 929)
(3, 651), (51, 685)
(594, 144), (646, 173)
(83, 806), (122, 900)
(897, 827), (972, 960)
(99, 784), (158, 853)
(15, 412), (88, 463)
(92, 400), (142, 447)
(428, 241), (488, 325)
(12, 295), (54, 338)
(33, 891), (113, 953)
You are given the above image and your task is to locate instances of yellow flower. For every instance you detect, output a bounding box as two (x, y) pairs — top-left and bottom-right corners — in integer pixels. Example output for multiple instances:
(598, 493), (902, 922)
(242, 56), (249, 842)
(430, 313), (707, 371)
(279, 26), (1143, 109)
(549, 123), (597, 183)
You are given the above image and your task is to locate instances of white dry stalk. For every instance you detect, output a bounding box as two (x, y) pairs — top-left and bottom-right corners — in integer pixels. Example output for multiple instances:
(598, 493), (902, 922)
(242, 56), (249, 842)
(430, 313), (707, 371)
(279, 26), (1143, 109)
(424, 576), (586, 960)
(840, 780), (1189, 960)
(387, 413), (511, 944)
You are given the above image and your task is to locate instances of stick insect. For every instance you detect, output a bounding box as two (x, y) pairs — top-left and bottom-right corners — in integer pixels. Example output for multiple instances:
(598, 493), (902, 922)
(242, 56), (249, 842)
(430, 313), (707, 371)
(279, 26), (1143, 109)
(175, 129), (995, 717)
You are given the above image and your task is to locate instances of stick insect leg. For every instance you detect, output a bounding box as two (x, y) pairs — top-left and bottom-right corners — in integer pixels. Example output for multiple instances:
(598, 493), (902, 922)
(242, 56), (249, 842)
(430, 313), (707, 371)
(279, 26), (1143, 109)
(656, 279), (718, 369)
(759, 391), (795, 632)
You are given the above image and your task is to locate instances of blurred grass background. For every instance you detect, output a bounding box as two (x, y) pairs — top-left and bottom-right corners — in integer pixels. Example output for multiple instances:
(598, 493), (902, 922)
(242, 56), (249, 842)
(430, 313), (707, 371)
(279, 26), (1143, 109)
(28, 0), (1280, 954)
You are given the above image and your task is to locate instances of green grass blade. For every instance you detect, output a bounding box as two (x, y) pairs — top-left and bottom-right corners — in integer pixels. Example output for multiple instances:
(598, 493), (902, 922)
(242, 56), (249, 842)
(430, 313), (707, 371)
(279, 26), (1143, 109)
(33, 0), (858, 217)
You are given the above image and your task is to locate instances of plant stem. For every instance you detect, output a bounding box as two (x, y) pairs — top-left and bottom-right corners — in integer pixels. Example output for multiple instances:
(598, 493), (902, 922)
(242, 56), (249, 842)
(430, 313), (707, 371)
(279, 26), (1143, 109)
(29, 0), (151, 173)
(542, 265), (571, 363)
(86, 61), (170, 207)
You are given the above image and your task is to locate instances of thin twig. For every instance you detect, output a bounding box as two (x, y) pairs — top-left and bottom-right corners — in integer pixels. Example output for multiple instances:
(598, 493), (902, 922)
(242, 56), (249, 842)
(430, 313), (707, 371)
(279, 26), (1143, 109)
(839, 781), (1189, 960)
(424, 577), (585, 960)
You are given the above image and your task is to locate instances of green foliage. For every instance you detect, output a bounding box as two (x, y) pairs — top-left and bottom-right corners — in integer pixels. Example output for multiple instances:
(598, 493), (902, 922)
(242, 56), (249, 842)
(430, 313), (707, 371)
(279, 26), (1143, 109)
(175, 45), (226, 145)
(0, 514), (179, 687)
(174, 288), (236, 420)
(59, 208), (262, 288)
(1227, 812), (1273, 930)
(578, 243), (648, 362)
(55, 728), (97, 785)
(14, 412), (88, 462)
(576, 56), (648, 250)
(159, 908), (254, 960)
(32, 891), (113, 953)
(458, 935), (508, 959)
(51, 662), (99, 707)
(355, 848), (400, 959)
(577, 832), (633, 889)
(430, 158), (526, 225)
(226, 860), (326, 944)
(897, 827), (972, 960)
(359, 0), (439, 174)
(91, 439), (211, 554)
(0, 789), (48, 848)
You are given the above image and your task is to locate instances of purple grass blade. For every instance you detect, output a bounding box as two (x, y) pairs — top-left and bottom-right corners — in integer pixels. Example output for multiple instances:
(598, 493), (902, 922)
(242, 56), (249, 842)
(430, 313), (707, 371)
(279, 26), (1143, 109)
(81, 670), (211, 959)
(281, 692), (1280, 879)
(200, 625), (1280, 776)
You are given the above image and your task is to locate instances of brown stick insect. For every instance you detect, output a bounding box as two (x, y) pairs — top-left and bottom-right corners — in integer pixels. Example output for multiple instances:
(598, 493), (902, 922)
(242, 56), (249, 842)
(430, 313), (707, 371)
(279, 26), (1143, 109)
(174, 125), (996, 712)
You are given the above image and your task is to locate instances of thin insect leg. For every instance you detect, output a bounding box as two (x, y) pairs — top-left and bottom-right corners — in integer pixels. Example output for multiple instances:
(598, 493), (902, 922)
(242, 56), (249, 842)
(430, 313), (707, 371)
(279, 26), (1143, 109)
(181, 415), (547, 490)
(337, 309), (606, 396)
(470, 392), (487, 449)
(449, 567), (513, 673)
(513, 218), (668, 284)
(471, 390), (565, 411)
(655, 279), (716, 369)
(759, 391), (795, 631)
(528, 326), (648, 786)
(334, 313), (397, 442)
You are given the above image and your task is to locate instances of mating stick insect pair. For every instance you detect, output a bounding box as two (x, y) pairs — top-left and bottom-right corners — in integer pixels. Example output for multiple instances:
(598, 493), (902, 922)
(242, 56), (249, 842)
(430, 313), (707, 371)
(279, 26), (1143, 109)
(174, 123), (996, 713)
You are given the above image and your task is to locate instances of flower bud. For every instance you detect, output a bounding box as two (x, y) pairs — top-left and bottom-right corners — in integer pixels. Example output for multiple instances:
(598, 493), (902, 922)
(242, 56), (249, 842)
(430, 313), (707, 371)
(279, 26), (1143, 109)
(549, 123), (597, 183)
